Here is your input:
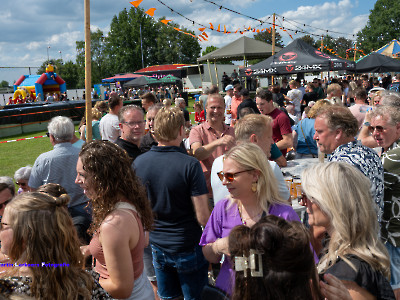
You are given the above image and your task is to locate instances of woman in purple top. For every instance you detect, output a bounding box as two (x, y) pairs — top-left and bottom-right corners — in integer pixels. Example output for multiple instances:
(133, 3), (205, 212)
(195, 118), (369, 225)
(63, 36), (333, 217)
(200, 143), (300, 295)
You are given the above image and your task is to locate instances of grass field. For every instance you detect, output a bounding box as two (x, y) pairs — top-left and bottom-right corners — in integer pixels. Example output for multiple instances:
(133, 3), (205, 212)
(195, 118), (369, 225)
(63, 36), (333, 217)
(0, 98), (196, 180)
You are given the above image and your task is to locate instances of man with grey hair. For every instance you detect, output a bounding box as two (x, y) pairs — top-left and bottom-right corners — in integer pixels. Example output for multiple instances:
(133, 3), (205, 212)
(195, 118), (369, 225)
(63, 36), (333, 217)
(29, 116), (91, 243)
(369, 105), (400, 297)
(175, 97), (191, 127)
(314, 106), (384, 220)
(115, 105), (145, 161)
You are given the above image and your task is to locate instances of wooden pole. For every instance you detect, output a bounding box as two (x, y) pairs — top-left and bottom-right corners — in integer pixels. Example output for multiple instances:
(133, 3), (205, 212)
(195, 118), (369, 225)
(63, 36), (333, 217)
(84, 0), (92, 141)
(214, 60), (219, 89)
(207, 59), (213, 85)
(271, 13), (276, 85)
(353, 43), (357, 62)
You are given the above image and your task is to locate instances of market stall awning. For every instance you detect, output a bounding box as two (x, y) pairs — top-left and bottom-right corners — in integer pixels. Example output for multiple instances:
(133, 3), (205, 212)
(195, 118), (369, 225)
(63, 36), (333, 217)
(102, 73), (142, 83)
(241, 38), (355, 76)
(197, 36), (281, 62)
(124, 76), (160, 87)
(356, 52), (400, 73)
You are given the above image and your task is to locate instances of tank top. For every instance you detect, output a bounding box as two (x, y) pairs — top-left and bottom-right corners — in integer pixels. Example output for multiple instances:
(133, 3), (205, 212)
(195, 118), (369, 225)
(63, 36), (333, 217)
(89, 202), (145, 280)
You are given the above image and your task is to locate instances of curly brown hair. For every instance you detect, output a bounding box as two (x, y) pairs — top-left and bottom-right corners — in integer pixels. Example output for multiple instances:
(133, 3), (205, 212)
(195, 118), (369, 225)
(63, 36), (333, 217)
(5, 192), (93, 300)
(79, 140), (153, 234)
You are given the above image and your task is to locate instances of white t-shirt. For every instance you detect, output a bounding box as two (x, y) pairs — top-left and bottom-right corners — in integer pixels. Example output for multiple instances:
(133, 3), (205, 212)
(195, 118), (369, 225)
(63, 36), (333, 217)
(211, 155), (290, 205)
(224, 95), (232, 125)
(99, 113), (120, 142)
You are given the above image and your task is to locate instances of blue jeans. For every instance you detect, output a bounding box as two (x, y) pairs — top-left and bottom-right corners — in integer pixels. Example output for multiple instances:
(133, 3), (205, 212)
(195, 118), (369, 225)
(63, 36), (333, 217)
(385, 242), (400, 290)
(151, 244), (208, 300)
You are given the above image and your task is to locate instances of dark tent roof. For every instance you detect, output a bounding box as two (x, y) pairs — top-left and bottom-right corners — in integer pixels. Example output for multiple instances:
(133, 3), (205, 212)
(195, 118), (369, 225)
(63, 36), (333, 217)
(124, 76), (160, 87)
(241, 38), (355, 76)
(197, 36), (281, 62)
(356, 52), (400, 73)
(102, 73), (142, 83)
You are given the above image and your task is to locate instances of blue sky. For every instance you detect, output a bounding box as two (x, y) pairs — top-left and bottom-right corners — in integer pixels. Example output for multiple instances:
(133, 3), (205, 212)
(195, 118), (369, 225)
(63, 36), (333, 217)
(0, 0), (377, 85)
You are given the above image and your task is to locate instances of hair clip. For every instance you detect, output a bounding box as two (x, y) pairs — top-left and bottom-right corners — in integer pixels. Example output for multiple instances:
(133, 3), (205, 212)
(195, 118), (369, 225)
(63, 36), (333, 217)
(234, 249), (263, 277)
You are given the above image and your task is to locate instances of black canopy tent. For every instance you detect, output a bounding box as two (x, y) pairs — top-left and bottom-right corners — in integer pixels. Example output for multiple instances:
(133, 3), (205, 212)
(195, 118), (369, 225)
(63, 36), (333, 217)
(124, 75), (160, 87)
(241, 38), (356, 77)
(356, 52), (400, 73)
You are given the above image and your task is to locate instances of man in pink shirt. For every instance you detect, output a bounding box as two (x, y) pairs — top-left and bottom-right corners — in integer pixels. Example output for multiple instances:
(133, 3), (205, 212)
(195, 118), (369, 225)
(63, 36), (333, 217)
(190, 94), (235, 200)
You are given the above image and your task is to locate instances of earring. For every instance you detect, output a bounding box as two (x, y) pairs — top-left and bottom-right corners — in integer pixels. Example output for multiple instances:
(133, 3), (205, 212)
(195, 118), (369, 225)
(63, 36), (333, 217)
(251, 182), (257, 193)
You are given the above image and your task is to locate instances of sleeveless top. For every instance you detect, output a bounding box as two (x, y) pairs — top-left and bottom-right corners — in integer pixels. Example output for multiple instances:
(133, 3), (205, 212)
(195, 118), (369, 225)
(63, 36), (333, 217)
(89, 202), (145, 280)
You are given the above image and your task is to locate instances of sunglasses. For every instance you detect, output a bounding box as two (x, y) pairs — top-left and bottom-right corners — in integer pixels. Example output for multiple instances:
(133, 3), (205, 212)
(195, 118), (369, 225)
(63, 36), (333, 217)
(0, 221), (11, 231)
(217, 170), (250, 183)
(369, 125), (386, 133)
(16, 182), (26, 187)
(0, 199), (11, 210)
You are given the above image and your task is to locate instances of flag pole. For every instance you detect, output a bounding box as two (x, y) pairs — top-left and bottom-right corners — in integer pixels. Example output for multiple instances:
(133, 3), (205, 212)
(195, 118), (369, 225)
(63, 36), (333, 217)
(84, 0), (92, 141)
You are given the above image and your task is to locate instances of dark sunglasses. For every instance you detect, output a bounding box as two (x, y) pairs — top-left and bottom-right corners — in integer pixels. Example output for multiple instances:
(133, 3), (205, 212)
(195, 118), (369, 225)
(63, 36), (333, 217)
(0, 199), (11, 210)
(0, 221), (11, 230)
(217, 170), (250, 183)
(16, 182), (26, 187)
(368, 125), (385, 133)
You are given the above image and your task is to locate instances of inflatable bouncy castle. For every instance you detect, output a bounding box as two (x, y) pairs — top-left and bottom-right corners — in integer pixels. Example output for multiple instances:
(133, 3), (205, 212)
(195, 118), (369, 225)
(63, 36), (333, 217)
(12, 64), (66, 103)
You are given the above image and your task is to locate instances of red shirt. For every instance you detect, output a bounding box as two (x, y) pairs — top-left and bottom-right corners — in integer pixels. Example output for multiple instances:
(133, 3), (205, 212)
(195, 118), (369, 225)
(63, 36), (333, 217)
(195, 110), (205, 123)
(267, 108), (292, 155)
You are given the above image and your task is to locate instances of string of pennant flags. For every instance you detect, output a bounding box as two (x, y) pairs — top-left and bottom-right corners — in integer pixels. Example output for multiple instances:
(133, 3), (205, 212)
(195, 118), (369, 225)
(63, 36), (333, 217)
(129, 0), (357, 44)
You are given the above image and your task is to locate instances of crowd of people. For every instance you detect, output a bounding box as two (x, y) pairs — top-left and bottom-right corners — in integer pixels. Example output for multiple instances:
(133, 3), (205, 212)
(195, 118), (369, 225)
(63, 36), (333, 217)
(0, 72), (399, 300)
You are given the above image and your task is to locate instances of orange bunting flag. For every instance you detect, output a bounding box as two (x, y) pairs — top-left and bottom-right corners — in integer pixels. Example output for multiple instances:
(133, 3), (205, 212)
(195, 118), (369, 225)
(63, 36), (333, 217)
(224, 25), (227, 33)
(209, 23), (214, 30)
(130, 0), (143, 7)
(217, 24), (221, 32)
(145, 8), (156, 16)
(174, 27), (182, 32)
(261, 29), (264, 31)
(234, 29), (238, 33)
(256, 29), (260, 33)
(267, 28), (271, 33)
(198, 35), (205, 41)
(161, 19), (171, 25)
(252, 28), (255, 32)
(202, 32), (208, 38)
(248, 26), (251, 30)
(198, 27), (206, 32)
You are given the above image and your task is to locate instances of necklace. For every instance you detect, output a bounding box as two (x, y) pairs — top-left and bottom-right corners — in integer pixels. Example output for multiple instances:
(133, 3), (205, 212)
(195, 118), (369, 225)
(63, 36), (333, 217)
(238, 202), (263, 225)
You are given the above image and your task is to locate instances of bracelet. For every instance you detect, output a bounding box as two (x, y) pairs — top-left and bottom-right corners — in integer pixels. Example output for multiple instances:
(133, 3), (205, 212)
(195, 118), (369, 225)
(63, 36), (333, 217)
(363, 122), (371, 127)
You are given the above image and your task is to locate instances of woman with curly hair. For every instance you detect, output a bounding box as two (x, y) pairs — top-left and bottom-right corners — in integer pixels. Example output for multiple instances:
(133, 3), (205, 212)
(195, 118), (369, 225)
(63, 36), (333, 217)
(76, 140), (154, 299)
(302, 162), (395, 299)
(0, 192), (94, 299)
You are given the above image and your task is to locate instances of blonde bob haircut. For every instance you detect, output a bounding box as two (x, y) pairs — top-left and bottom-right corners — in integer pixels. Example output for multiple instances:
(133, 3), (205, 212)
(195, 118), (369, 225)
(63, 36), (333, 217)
(224, 143), (287, 212)
(301, 162), (390, 278)
(154, 106), (185, 143)
(235, 114), (273, 142)
(5, 192), (92, 299)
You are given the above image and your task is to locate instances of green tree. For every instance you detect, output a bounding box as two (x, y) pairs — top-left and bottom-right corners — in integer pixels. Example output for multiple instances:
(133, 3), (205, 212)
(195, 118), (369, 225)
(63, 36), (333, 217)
(300, 35), (315, 46)
(334, 37), (353, 58)
(0, 80), (9, 88)
(357, 0), (400, 53)
(202, 46), (218, 56)
(253, 30), (284, 48)
(60, 61), (79, 89)
(76, 29), (111, 88)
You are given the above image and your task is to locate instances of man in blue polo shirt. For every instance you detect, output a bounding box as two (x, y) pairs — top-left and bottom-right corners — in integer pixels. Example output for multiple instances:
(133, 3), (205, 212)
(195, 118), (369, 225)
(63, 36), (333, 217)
(134, 107), (210, 300)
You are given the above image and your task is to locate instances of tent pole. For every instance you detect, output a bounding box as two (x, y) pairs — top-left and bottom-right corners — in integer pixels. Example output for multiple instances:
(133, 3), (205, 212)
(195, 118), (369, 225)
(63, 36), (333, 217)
(84, 0), (92, 140)
(214, 59), (219, 89)
(207, 59), (213, 86)
(271, 13), (276, 85)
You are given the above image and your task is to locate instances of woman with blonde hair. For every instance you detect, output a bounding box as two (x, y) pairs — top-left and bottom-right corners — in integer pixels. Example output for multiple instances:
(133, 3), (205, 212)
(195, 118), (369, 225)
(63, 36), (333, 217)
(76, 140), (154, 299)
(0, 192), (95, 299)
(200, 143), (300, 296)
(302, 162), (395, 299)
